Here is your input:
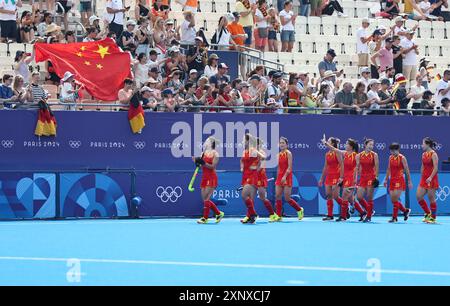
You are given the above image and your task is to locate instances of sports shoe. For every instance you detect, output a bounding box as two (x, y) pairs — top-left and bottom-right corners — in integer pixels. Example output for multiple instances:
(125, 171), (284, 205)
(388, 217), (398, 223)
(298, 208), (304, 221)
(336, 216), (347, 222)
(241, 216), (250, 224)
(215, 211), (224, 223)
(403, 208), (411, 221)
(197, 217), (208, 224)
(322, 216), (334, 221)
(269, 214), (281, 222)
(358, 212), (367, 222)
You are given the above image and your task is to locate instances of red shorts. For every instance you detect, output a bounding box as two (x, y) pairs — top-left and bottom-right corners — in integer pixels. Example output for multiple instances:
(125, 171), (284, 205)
(325, 173), (340, 186)
(389, 177), (406, 191)
(275, 174), (293, 187)
(201, 174), (218, 189)
(419, 175), (439, 189)
(359, 175), (376, 188)
(257, 171), (268, 188)
(342, 175), (355, 188)
(242, 171), (258, 187)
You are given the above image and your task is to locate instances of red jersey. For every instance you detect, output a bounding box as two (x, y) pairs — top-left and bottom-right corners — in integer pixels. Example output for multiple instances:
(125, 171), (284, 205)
(257, 168), (268, 188)
(275, 150), (293, 187)
(241, 149), (259, 186)
(343, 151), (357, 188)
(420, 150), (439, 189)
(358, 151), (376, 188)
(325, 151), (340, 186)
(389, 154), (406, 191)
(200, 152), (218, 188)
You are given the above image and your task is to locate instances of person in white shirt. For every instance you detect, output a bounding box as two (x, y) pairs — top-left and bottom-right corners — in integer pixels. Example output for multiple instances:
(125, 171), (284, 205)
(106, 0), (129, 38)
(279, 1), (296, 52)
(0, 0), (22, 42)
(366, 79), (382, 114)
(214, 15), (234, 50)
(180, 11), (196, 45)
(254, 0), (270, 52)
(60, 71), (78, 110)
(434, 69), (450, 109)
(408, 74), (426, 109)
(400, 30), (419, 83)
(359, 67), (371, 91)
(356, 18), (372, 67)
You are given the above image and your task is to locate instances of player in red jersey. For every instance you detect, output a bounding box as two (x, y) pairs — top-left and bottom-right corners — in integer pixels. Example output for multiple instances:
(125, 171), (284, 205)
(355, 138), (379, 223)
(274, 137), (304, 221)
(416, 137), (440, 224)
(321, 137), (360, 222)
(194, 137), (225, 224)
(240, 134), (264, 224)
(256, 138), (279, 222)
(383, 143), (412, 223)
(319, 137), (344, 221)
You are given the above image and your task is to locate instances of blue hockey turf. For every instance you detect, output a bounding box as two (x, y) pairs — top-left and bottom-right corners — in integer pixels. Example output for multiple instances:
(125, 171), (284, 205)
(0, 216), (449, 286)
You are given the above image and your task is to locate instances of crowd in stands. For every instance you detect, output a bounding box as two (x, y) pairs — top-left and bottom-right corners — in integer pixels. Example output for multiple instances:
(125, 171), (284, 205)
(0, 0), (449, 115)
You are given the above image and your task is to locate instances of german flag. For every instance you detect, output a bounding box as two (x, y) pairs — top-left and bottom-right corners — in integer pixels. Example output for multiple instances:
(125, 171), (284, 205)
(35, 100), (57, 137)
(128, 92), (145, 134)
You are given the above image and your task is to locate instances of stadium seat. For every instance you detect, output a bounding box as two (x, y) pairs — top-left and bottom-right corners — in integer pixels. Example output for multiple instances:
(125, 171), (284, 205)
(354, 1), (370, 18)
(214, 1), (230, 13)
(278, 52), (294, 65)
(199, 1), (213, 13)
(308, 16), (322, 36)
(432, 21), (446, 39)
(428, 40), (442, 57)
(314, 36), (329, 54)
(295, 16), (308, 35)
(342, 1), (356, 18)
(418, 20), (432, 39)
(336, 18), (351, 36)
(264, 52), (279, 62)
(328, 36), (343, 54)
(321, 16), (336, 36)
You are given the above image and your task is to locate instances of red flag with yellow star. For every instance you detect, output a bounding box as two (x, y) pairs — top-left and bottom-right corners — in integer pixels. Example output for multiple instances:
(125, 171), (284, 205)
(34, 38), (131, 101)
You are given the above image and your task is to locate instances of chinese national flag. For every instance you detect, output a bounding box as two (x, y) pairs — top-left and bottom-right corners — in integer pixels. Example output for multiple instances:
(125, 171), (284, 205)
(34, 38), (131, 101)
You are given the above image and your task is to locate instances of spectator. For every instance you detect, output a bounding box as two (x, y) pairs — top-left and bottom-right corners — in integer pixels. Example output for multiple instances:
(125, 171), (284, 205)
(302, 85), (319, 114)
(14, 51), (33, 83)
(287, 73), (303, 113)
(231, 78), (245, 113)
(209, 63), (231, 87)
(56, 0), (72, 34)
(366, 79), (382, 114)
(20, 10), (34, 43)
(267, 72), (285, 113)
(151, 0), (169, 22)
(335, 82), (359, 114)
(267, 7), (280, 52)
(393, 16), (407, 37)
(147, 77), (162, 98)
(186, 69), (198, 84)
(60, 71), (79, 110)
(409, 74), (426, 109)
(418, 58), (431, 89)
(0, 74), (14, 108)
(441, 97), (450, 115)
(296, 71), (309, 92)
(419, 90), (435, 115)
(372, 37), (394, 78)
(254, 0), (270, 52)
(353, 81), (368, 110)
(215, 83), (235, 113)
(121, 20), (137, 50)
(235, 0), (255, 48)
(413, 0), (444, 20)
(27, 72), (47, 104)
(380, 0), (400, 19)
(134, 18), (151, 57)
(248, 74), (265, 112)
(240, 81), (254, 112)
(31, 8), (41, 37)
(83, 27), (98, 42)
(186, 36), (207, 75)
(279, 1), (296, 52)
(135, 0), (151, 20)
(12, 75), (29, 106)
(149, 66), (162, 83)
(118, 78), (134, 108)
(180, 11), (196, 45)
(434, 69), (450, 110)
(162, 88), (179, 112)
(356, 18), (372, 68)
(319, 0), (346, 17)
(180, 0), (198, 13)
(106, 0), (129, 38)
(0, 0), (22, 42)
(378, 78), (394, 111)
(167, 69), (184, 95)
(204, 53), (219, 78)
(37, 12), (53, 38)
(368, 29), (383, 79)
(310, 0), (321, 16)
(300, 0), (310, 16)
(385, 66), (396, 84)
(430, 0), (450, 22)
(64, 30), (76, 43)
(133, 53), (150, 88)
(212, 15), (234, 50)
(391, 35), (403, 75)
(392, 74), (411, 112)
(316, 83), (334, 114)
(153, 17), (167, 54)
(228, 12), (247, 51)
(318, 49), (343, 82)
(80, 0), (93, 27)
(358, 67), (371, 90)
(400, 29), (419, 83)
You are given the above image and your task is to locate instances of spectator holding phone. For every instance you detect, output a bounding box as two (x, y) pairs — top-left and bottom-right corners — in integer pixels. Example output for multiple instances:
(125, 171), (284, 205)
(106, 0), (130, 38)
(0, 0), (22, 42)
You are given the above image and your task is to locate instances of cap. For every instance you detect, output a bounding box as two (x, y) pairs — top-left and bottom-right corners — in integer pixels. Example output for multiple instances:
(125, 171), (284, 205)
(362, 17), (370, 24)
(189, 69), (198, 74)
(140, 86), (153, 93)
(149, 67), (160, 73)
(249, 75), (261, 81)
(89, 15), (100, 25)
(297, 71), (309, 76)
(126, 19), (137, 27)
(218, 63), (229, 69)
(209, 53), (219, 60)
(241, 81), (250, 87)
(273, 72), (283, 78)
(232, 12), (240, 19)
(360, 67), (371, 74)
(162, 88), (174, 95)
(195, 36), (203, 42)
(368, 79), (381, 87)
(62, 71), (75, 82)
(165, 19), (174, 25)
(327, 49), (336, 57)
(373, 29), (382, 36)
(380, 78), (391, 86)
(394, 16), (404, 23)
(395, 74), (407, 83)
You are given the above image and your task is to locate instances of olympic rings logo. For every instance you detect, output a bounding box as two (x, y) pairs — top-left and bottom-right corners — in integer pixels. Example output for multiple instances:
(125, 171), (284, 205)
(436, 186), (450, 202)
(317, 142), (327, 150)
(1, 140), (14, 149)
(68, 140), (82, 149)
(134, 141), (146, 150)
(375, 143), (386, 150)
(156, 186), (183, 203)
